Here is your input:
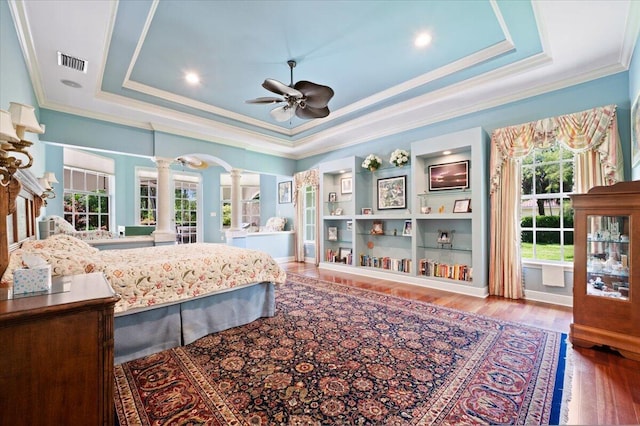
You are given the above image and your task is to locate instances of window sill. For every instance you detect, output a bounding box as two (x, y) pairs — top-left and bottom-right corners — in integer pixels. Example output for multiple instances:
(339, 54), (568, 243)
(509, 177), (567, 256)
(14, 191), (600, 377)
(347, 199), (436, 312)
(522, 259), (573, 271)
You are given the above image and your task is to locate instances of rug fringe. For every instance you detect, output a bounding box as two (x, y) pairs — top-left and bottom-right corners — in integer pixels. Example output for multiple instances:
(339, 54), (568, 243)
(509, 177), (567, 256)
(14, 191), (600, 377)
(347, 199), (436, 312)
(560, 336), (575, 425)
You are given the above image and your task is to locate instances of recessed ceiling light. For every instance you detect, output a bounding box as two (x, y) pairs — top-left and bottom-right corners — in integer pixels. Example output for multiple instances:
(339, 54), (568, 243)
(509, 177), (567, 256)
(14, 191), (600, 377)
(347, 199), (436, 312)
(414, 32), (432, 48)
(61, 79), (82, 88)
(185, 72), (200, 85)
(443, 150), (452, 155)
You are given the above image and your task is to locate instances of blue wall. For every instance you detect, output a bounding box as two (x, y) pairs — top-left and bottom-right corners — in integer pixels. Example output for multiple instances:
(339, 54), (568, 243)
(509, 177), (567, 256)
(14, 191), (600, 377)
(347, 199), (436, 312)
(630, 31), (640, 180)
(0, 0), (45, 177)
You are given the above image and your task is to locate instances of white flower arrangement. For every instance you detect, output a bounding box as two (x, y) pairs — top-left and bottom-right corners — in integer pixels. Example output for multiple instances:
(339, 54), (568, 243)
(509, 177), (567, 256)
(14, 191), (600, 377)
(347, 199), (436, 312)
(390, 149), (409, 167)
(361, 154), (382, 171)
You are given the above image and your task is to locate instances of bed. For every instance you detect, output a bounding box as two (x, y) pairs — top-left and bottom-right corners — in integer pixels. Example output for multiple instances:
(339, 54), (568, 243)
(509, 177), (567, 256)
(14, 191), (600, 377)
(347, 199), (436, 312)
(0, 171), (287, 364)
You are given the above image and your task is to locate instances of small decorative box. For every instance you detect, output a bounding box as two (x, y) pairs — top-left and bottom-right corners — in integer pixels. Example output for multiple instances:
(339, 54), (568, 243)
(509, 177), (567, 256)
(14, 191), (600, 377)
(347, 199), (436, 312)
(13, 265), (52, 295)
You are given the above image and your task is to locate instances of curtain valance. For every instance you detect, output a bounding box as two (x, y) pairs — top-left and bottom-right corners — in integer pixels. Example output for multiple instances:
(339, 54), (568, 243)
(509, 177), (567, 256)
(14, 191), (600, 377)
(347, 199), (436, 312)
(490, 105), (620, 195)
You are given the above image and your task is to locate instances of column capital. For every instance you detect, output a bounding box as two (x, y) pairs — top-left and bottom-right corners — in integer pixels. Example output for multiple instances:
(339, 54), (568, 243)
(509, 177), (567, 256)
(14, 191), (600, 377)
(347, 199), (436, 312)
(153, 157), (174, 169)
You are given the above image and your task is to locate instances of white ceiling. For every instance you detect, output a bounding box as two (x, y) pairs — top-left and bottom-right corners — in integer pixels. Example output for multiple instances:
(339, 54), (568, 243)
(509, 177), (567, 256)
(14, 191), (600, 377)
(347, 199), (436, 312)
(7, 0), (639, 159)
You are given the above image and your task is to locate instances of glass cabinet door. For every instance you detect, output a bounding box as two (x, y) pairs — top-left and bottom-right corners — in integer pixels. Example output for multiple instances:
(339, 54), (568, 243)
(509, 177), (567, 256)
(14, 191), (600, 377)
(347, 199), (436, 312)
(586, 215), (630, 300)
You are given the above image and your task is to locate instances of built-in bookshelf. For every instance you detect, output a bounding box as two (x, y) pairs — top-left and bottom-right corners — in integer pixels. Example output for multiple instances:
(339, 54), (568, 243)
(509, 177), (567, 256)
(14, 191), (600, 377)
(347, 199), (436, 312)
(318, 127), (488, 298)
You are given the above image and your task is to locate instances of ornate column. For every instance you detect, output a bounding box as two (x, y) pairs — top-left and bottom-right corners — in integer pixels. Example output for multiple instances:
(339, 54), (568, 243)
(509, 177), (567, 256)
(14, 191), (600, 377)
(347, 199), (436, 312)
(152, 157), (176, 244)
(226, 168), (247, 244)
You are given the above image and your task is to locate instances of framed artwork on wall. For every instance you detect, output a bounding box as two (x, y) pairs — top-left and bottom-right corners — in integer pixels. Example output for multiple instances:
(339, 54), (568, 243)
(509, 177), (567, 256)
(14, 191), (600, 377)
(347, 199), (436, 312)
(341, 177), (353, 194)
(278, 181), (292, 204)
(327, 226), (338, 241)
(428, 160), (469, 191)
(377, 175), (406, 210)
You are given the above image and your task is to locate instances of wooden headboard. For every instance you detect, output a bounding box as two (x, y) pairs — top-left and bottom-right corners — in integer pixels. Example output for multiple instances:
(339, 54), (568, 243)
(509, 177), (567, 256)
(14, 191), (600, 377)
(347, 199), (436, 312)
(1, 170), (45, 278)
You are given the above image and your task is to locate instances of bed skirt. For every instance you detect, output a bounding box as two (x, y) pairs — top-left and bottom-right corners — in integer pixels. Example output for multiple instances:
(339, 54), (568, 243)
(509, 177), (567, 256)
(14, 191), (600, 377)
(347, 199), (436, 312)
(114, 282), (275, 364)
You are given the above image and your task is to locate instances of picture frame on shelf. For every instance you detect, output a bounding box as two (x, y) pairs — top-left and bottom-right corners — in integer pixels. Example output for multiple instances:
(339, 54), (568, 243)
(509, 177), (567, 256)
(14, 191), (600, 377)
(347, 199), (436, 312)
(428, 160), (469, 191)
(328, 192), (337, 202)
(361, 207), (373, 215)
(453, 199), (471, 213)
(278, 181), (292, 204)
(346, 220), (353, 230)
(338, 247), (352, 264)
(333, 208), (344, 216)
(377, 175), (406, 210)
(327, 226), (338, 241)
(371, 220), (384, 235)
(437, 230), (452, 244)
(402, 220), (412, 236)
(341, 177), (353, 194)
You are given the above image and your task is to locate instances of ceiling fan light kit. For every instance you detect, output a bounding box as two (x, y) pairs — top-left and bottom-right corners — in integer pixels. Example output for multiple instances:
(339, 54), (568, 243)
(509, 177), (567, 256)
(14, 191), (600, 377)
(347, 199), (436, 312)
(246, 60), (334, 122)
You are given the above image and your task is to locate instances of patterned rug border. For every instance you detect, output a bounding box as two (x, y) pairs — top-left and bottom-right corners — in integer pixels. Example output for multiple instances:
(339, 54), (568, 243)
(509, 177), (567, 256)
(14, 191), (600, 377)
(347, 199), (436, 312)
(285, 271), (574, 424)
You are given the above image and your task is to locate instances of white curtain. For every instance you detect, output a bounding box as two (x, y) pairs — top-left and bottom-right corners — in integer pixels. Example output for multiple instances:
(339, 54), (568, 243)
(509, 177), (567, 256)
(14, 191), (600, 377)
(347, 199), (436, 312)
(293, 169), (320, 264)
(489, 105), (623, 298)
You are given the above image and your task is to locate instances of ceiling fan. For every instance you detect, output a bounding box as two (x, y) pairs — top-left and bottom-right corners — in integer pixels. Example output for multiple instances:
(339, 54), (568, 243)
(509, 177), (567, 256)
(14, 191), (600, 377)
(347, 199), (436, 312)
(246, 60), (334, 122)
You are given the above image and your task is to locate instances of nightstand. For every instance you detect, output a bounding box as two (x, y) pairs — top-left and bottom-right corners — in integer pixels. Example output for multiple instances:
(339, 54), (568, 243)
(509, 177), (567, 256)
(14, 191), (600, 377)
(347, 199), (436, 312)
(0, 273), (120, 425)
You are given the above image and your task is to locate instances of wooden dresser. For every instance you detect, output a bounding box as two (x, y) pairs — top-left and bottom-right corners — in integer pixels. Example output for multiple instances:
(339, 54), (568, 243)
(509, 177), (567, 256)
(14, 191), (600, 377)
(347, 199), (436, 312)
(0, 273), (120, 425)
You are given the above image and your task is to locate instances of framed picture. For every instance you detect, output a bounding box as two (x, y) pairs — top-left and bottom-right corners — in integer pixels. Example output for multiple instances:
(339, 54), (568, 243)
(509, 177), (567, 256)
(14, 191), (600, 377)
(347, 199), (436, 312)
(437, 230), (451, 244)
(377, 175), (406, 210)
(402, 220), (412, 236)
(346, 220), (353, 230)
(632, 93), (640, 167)
(338, 247), (352, 264)
(453, 199), (471, 213)
(361, 207), (373, 215)
(334, 207), (344, 216)
(428, 160), (469, 191)
(327, 226), (338, 241)
(278, 181), (292, 204)
(341, 177), (353, 194)
(371, 220), (384, 235)
(328, 192), (337, 202)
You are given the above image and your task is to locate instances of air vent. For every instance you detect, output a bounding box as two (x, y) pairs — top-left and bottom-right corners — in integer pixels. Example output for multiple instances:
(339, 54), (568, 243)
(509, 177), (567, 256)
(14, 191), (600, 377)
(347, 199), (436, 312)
(57, 51), (87, 73)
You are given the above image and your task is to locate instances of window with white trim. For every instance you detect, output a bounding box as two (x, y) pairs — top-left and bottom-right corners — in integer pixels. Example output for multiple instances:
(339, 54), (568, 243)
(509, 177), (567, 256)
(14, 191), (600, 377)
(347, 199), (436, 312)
(520, 144), (574, 262)
(136, 169), (201, 244)
(304, 185), (316, 242)
(63, 167), (112, 231)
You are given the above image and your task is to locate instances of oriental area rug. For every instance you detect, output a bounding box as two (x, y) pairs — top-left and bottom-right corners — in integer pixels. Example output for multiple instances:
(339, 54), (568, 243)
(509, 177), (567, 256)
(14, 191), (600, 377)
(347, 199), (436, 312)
(114, 273), (571, 425)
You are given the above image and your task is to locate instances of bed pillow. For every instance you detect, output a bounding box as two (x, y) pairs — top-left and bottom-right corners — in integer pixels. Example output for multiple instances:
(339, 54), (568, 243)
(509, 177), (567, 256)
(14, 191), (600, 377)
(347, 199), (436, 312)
(0, 248), (101, 286)
(21, 233), (99, 256)
(46, 215), (76, 234)
(265, 217), (287, 232)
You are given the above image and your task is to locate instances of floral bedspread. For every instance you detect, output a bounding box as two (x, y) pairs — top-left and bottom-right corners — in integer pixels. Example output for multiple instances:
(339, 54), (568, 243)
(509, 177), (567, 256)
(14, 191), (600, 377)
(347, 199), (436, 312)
(2, 234), (287, 313)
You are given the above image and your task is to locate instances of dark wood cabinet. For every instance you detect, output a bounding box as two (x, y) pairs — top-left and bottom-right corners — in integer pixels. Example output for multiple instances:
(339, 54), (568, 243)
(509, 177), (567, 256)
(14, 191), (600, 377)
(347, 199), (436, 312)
(570, 181), (640, 360)
(0, 273), (120, 425)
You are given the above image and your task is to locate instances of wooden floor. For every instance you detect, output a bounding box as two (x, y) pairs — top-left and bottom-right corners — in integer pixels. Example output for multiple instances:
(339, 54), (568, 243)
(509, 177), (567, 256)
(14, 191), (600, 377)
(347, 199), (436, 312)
(282, 262), (640, 425)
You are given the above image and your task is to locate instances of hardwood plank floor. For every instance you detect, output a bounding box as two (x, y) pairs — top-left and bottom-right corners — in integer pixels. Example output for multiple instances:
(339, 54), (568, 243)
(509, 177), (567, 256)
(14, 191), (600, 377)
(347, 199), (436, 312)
(282, 262), (640, 425)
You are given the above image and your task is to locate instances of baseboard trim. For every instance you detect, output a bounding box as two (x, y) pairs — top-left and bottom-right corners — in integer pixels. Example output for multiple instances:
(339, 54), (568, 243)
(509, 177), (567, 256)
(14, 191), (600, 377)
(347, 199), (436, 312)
(525, 290), (573, 307)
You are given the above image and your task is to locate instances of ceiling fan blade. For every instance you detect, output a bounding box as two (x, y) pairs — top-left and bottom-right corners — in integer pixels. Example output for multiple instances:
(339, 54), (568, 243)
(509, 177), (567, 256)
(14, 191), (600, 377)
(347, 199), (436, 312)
(293, 81), (334, 108)
(245, 96), (284, 104)
(295, 105), (330, 120)
(263, 79), (303, 98)
(270, 104), (297, 122)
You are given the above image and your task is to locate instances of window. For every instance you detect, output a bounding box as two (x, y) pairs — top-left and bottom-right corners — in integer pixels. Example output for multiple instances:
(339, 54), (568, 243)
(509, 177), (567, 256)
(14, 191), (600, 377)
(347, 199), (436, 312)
(175, 178), (198, 244)
(139, 176), (157, 225)
(63, 167), (112, 231)
(136, 169), (200, 244)
(520, 144), (574, 262)
(304, 185), (316, 242)
(220, 173), (260, 230)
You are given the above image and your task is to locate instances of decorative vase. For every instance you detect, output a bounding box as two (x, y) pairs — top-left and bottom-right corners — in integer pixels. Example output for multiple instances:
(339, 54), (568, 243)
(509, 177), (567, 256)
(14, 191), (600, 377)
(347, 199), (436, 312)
(369, 166), (378, 172)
